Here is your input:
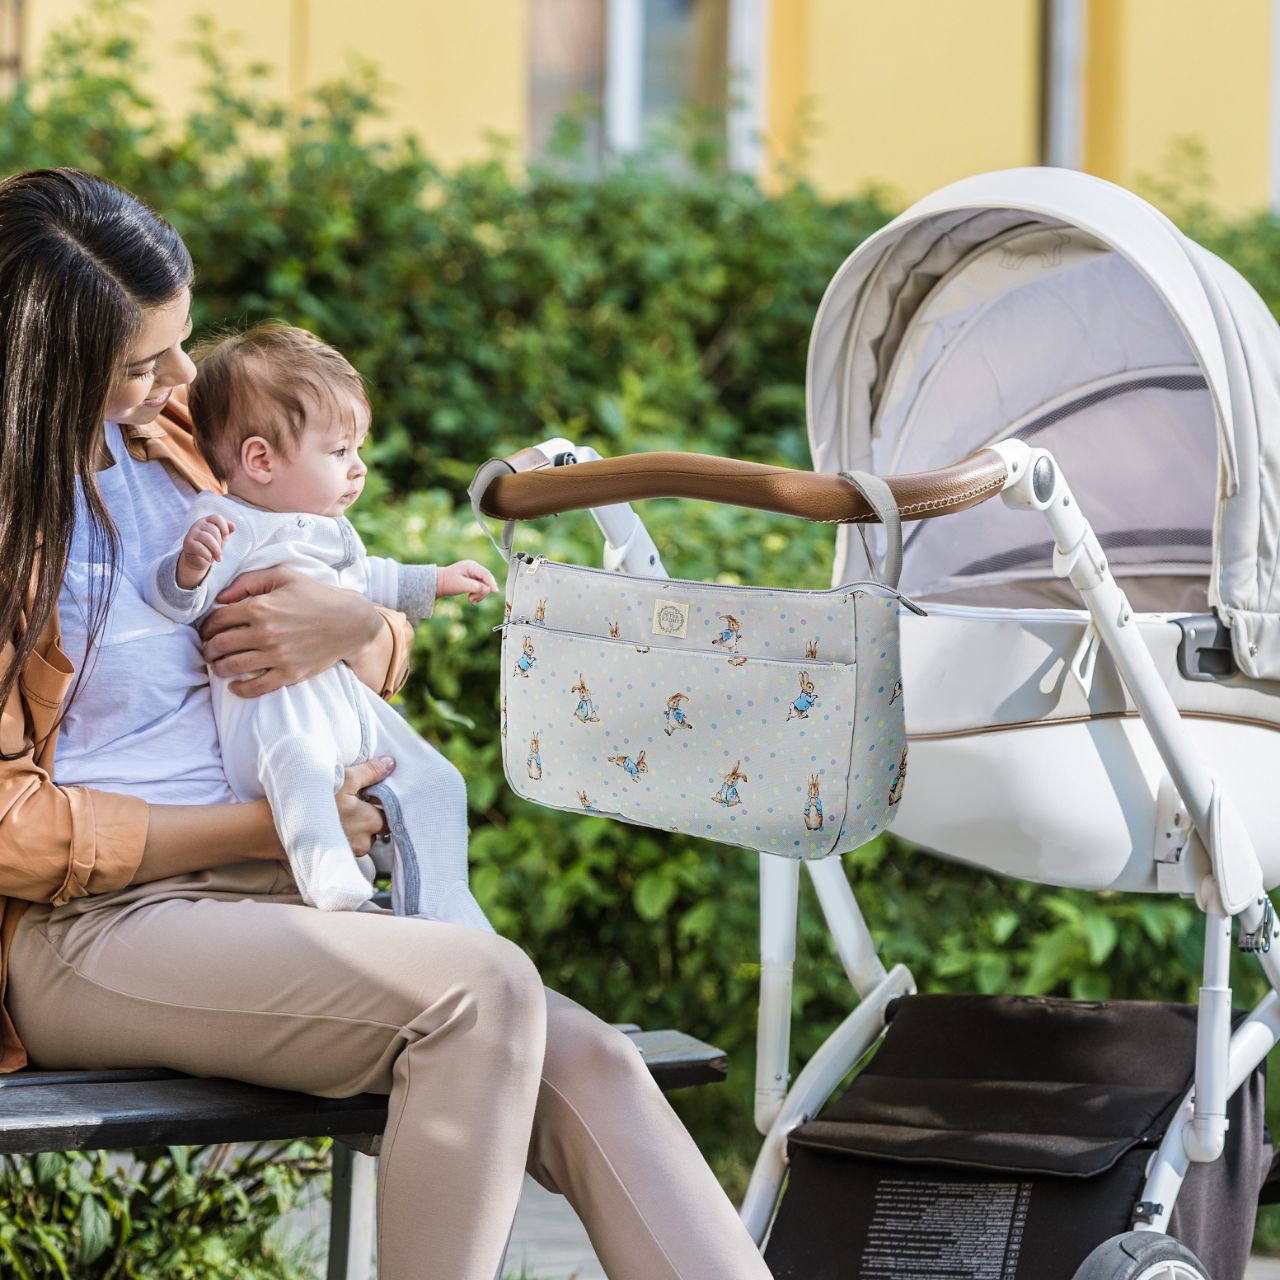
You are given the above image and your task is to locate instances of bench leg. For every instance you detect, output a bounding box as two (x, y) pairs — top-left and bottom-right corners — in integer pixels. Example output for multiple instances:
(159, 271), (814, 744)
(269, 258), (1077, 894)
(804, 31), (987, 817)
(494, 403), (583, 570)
(328, 1143), (376, 1280)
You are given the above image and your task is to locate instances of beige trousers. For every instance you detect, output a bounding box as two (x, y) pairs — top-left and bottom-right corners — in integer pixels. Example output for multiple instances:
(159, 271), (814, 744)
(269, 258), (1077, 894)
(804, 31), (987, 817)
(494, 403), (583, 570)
(7, 861), (772, 1280)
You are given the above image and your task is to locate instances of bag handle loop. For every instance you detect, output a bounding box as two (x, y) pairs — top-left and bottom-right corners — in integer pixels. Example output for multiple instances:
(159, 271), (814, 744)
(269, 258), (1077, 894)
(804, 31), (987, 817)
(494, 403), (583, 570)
(468, 458), (518, 562)
(838, 470), (902, 589)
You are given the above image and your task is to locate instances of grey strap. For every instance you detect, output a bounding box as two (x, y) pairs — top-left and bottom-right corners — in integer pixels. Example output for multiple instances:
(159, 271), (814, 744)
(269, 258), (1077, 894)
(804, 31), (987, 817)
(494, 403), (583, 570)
(838, 469), (902, 589)
(468, 458), (517, 562)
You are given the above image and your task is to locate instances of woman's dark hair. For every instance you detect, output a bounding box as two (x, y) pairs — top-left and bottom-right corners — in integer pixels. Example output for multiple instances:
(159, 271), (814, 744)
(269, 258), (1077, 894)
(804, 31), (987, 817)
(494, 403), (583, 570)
(0, 168), (192, 755)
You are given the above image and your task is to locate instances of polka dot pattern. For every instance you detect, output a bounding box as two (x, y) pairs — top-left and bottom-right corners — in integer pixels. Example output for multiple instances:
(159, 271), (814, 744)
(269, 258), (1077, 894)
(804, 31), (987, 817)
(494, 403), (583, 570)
(498, 557), (907, 859)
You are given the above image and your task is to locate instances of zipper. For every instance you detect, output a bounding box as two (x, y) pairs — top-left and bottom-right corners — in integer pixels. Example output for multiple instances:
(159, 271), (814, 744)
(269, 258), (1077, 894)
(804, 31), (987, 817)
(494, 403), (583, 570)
(513, 553), (927, 614)
(494, 619), (855, 668)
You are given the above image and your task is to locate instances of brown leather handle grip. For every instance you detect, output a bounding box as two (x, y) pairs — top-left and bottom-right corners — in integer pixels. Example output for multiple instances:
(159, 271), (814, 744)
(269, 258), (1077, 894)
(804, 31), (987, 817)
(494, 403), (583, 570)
(478, 448), (1008, 524)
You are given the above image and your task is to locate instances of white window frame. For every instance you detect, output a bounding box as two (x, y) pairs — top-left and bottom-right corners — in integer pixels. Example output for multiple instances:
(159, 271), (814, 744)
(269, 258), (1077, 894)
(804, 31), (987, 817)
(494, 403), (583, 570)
(1042, 0), (1085, 169)
(605, 0), (644, 154)
(1271, 0), (1280, 212)
(604, 0), (770, 175)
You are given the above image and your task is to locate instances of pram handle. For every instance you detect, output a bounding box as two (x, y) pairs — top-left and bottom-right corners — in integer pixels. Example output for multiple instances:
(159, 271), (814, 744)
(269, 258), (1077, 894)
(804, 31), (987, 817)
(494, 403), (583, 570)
(477, 447), (1007, 525)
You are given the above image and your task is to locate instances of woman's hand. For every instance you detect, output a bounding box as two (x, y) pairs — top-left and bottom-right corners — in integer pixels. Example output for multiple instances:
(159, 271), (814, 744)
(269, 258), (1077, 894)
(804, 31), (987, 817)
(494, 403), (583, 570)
(199, 565), (384, 697)
(337, 757), (396, 856)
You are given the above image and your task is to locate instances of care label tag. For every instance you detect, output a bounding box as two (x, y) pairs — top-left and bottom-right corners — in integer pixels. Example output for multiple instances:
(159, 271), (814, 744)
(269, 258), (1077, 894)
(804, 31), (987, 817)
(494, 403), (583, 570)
(652, 597), (689, 638)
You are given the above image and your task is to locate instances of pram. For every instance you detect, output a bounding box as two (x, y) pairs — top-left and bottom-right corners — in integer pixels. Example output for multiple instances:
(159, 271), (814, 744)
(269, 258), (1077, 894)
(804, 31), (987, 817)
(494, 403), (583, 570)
(474, 167), (1280, 1279)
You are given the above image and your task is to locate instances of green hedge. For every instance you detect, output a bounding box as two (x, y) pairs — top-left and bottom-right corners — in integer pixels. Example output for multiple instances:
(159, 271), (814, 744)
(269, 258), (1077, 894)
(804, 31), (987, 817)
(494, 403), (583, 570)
(4, 4), (1280, 1273)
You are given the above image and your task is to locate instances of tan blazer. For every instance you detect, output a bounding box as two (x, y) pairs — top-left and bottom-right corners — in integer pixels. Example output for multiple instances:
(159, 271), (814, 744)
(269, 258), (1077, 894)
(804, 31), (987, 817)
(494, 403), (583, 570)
(0, 390), (413, 1070)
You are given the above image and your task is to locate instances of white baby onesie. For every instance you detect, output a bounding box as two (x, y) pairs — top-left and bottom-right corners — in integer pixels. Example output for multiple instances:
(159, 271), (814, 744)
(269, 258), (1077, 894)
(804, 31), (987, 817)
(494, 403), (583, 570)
(143, 490), (492, 930)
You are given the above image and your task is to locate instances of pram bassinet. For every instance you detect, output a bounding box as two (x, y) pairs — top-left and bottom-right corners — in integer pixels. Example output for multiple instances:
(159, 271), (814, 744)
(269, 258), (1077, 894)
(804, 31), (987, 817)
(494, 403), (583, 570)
(805, 166), (1280, 893)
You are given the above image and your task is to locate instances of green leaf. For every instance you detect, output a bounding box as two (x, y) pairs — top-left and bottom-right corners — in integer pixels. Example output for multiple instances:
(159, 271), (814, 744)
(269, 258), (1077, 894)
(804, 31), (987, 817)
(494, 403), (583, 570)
(1070, 971), (1112, 1002)
(1081, 913), (1119, 966)
(33, 1152), (66, 1191)
(989, 911), (1020, 945)
(634, 871), (678, 921)
(77, 1194), (112, 1266)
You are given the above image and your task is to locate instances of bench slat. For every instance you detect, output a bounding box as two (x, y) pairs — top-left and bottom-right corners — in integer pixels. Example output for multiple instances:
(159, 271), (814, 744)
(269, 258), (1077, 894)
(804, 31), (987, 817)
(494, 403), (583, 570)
(0, 1028), (726, 1155)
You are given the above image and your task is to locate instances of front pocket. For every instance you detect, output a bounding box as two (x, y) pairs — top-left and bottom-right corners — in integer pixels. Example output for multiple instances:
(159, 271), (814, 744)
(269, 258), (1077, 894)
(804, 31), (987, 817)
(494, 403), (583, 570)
(507, 555), (869, 666)
(502, 623), (862, 858)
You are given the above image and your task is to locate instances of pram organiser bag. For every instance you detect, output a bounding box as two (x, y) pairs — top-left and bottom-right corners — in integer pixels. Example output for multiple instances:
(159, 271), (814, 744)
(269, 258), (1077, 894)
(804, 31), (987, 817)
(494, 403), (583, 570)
(497, 553), (908, 858)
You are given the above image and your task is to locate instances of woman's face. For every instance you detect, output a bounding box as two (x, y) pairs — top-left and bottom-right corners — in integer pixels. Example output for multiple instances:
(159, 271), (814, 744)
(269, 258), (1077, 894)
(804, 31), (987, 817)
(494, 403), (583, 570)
(103, 287), (196, 426)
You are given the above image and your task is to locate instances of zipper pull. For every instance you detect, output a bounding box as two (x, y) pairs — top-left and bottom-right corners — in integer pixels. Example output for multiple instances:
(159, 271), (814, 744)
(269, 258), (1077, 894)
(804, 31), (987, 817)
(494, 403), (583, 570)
(896, 593), (928, 617)
(526, 555), (546, 575)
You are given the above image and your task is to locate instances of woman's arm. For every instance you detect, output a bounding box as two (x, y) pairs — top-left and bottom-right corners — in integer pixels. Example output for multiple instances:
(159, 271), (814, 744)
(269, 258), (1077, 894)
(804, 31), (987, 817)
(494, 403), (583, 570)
(199, 567), (412, 699)
(131, 757), (393, 884)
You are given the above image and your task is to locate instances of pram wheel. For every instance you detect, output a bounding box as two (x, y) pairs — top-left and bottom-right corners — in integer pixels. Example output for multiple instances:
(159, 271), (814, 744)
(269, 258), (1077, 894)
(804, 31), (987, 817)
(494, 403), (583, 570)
(1073, 1231), (1210, 1280)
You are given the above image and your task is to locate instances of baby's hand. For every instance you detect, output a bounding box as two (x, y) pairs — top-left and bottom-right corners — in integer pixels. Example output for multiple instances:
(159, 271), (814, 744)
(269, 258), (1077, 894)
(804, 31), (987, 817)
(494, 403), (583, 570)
(437, 559), (499, 605)
(177, 514), (235, 590)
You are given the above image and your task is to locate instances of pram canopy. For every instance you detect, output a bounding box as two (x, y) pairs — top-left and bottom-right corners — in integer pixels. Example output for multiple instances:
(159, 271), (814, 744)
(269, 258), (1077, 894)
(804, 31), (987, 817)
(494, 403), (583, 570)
(806, 167), (1280, 681)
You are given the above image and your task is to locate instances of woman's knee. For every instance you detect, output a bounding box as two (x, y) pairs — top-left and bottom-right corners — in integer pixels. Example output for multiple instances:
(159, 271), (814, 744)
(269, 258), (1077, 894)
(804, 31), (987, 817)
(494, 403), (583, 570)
(542, 999), (652, 1095)
(427, 929), (546, 1049)
(465, 930), (543, 1003)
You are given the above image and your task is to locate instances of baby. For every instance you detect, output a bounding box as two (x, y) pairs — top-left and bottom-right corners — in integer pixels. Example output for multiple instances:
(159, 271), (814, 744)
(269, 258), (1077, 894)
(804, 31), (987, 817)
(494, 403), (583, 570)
(143, 323), (497, 928)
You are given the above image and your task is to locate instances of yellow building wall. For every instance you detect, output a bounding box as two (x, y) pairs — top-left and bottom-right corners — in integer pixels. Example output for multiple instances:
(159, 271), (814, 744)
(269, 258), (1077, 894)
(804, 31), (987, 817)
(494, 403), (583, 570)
(16, 1), (1280, 212)
(21, 0), (528, 169)
(766, 0), (1041, 204)
(1084, 0), (1271, 214)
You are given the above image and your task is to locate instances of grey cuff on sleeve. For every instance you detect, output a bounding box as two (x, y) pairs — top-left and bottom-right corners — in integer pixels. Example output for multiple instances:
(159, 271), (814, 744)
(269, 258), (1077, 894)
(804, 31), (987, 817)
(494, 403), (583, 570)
(155, 549), (206, 618)
(396, 563), (438, 623)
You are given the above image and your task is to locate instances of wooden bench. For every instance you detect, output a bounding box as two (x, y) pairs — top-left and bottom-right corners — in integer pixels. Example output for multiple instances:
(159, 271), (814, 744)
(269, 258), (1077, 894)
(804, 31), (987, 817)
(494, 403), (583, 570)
(0, 1025), (727, 1279)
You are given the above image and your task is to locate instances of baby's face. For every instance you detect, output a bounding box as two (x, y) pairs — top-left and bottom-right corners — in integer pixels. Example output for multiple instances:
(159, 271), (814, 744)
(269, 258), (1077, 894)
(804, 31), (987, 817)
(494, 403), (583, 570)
(271, 394), (370, 517)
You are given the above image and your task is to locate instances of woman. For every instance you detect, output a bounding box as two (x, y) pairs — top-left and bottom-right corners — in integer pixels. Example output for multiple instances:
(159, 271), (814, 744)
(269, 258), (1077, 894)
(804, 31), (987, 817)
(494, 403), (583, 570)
(0, 169), (773, 1280)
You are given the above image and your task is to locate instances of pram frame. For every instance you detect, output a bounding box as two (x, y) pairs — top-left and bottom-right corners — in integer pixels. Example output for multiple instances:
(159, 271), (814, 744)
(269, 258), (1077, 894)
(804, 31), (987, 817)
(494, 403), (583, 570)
(476, 436), (1280, 1265)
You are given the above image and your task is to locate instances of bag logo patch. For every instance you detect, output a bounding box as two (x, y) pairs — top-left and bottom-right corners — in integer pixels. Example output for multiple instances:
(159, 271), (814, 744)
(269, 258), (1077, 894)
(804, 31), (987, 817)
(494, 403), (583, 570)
(652, 598), (689, 638)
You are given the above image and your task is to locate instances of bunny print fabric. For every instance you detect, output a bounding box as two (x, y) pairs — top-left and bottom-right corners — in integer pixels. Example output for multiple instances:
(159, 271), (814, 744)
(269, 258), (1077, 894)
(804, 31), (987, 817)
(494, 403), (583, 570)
(498, 556), (906, 859)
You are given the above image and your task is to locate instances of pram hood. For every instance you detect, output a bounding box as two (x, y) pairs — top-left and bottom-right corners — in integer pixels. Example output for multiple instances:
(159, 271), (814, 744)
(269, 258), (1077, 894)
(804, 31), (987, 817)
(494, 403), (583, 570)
(807, 166), (1280, 680)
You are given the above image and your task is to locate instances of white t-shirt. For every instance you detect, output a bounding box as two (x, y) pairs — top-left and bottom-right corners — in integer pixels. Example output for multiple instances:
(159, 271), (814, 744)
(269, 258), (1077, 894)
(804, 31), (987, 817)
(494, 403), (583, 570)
(54, 423), (235, 805)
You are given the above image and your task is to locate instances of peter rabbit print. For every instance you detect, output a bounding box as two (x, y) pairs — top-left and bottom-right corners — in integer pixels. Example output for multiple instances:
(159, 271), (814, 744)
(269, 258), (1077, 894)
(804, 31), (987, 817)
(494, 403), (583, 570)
(713, 761), (748, 808)
(664, 692), (693, 735)
(514, 635), (537, 677)
(608, 750), (648, 782)
(711, 613), (743, 653)
(888, 745), (908, 806)
(804, 775), (823, 830)
(571, 675), (601, 724)
(499, 556), (906, 859)
(786, 671), (818, 721)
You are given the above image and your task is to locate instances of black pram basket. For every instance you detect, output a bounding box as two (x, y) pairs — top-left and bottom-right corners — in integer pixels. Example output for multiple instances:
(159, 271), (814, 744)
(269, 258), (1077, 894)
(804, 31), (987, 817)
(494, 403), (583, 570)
(764, 994), (1270, 1280)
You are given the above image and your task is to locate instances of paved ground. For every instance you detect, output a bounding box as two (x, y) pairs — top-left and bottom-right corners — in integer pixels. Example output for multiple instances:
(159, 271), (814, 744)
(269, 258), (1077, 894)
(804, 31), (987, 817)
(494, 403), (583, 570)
(504, 1177), (605, 1280)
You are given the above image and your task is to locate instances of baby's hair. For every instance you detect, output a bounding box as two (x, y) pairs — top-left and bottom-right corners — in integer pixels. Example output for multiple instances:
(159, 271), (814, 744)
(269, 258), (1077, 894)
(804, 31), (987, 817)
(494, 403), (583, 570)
(187, 322), (369, 482)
